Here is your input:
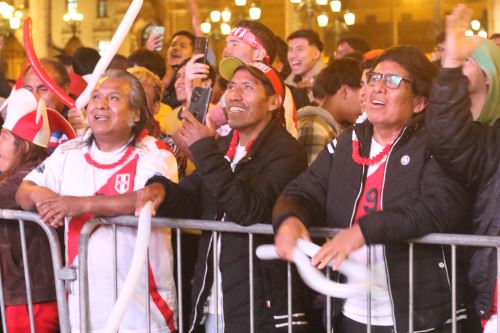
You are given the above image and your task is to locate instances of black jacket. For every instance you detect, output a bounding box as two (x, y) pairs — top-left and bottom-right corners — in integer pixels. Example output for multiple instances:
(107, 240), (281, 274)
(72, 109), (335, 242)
(153, 117), (309, 332)
(426, 67), (500, 319)
(273, 114), (470, 333)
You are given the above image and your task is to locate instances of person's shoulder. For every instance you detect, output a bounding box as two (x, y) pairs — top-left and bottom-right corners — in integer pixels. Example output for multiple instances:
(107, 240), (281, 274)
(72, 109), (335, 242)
(137, 135), (175, 157)
(53, 136), (87, 155)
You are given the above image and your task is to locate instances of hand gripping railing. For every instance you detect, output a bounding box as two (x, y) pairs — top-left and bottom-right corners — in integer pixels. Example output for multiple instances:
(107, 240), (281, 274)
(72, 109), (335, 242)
(0, 209), (70, 333)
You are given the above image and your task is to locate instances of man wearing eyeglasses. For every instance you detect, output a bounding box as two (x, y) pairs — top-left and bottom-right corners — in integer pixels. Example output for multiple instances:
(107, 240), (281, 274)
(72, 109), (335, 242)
(273, 46), (470, 333)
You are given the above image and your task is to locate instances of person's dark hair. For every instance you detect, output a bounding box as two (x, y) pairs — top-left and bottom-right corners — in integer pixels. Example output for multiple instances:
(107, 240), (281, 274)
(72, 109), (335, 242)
(107, 54), (128, 71)
(95, 69), (154, 143)
(435, 31), (446, 45)
(25, 58), (71, 88)
(360, 57), (378, 72)
(127, 49), (166, 79)
(490, 33), (500, 39)
(287, 29), (324, 53)
(73, 47), (100, 76)
(313, 57), (361, 99)
(274, 36), (292, 80)
(234, 20), (277, 62)
(55, 54), (73, 67)
(337, 37), (371, 54)
(169, 30), (196, 48)
(0, 133), (48, 181)
(374, 46), (437, 100)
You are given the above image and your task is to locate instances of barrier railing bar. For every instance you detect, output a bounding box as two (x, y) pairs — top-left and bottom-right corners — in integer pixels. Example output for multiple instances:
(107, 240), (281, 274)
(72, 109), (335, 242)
(112, 224), (118, 302)
(78, 218), (105, 332)
(176, 229), (183, 333)
(326, 268), (332, 333)
(146, 253), (151, 333)
(249, 233), (254, 333)
(409, 242), (414, 333)
(0, 263), (7, 333)
(366, 245), (371, 333)
(19, 220), (36, 333)
(213, 231), (219, 333)
(287, 262), (292, 333)
(105, 216), (500, 248)
(452, 245), (457, 333)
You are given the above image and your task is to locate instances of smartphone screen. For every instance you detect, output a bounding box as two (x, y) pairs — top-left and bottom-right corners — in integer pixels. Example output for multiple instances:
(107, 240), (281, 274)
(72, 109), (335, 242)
(189, 86), (212, 123)
(152, 26), (165, 52)
(193, 37), (209, 64)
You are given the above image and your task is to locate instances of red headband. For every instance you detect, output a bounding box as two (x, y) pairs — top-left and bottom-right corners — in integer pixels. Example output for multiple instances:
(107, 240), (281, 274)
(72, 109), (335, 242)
(230, 27), (271, 64)
(249, 61), (284, 104)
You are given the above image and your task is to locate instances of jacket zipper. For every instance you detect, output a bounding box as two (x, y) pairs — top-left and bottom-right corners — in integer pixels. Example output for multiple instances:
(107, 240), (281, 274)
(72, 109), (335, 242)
(189, 233), (215, 333)
(379, 129), (405, 333)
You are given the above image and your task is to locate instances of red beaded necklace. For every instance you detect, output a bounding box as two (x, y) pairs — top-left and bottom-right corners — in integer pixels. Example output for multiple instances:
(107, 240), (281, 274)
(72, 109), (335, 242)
(351, 132), (392, 166)
(84, 130), (147, 169)
(224, 130), (255, 162)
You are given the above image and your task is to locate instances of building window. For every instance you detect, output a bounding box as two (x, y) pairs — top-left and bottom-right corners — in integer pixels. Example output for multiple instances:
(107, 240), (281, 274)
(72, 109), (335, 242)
(98, 0), (107, 18)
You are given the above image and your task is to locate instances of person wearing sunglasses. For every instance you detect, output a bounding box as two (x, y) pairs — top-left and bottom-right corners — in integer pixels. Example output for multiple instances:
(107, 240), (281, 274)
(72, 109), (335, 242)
(273, 46), (470, 333)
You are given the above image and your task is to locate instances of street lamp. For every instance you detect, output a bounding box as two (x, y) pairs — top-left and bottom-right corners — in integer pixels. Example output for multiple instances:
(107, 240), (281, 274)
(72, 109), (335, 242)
(0, 1), (24, 31)
(289, 0), (355, 29)
(200, 2), (262, 38)
(63, 6), (84, 36)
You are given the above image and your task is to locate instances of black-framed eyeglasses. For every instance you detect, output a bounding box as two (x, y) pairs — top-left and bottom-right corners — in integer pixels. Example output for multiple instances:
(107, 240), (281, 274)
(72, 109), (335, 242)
(366, 72), (412, 89)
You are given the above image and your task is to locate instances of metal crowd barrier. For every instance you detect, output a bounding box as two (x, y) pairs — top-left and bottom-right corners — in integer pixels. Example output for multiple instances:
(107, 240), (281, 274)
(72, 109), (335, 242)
(2, 208), (500, 333)
(0, 209), (70, 333)
(77, 216), (500, 333)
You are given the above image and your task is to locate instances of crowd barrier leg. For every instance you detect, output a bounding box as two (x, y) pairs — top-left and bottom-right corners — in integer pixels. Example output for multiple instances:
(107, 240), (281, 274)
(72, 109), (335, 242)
(248, 233), (254, 333)
(409, 242), (414, 333)
(497, 247), (500, 333)
(112, 224), (118, 302)
(287, 262), (292, 333)
(19, 220), (36, 333)
(0, 258), (7, 332)
(451, 245), (457, 333)
(176, 228), (184, 333)
(326, 269), (332, 333)
(78, 218), (105, 332)
(366, 246), (372, 333)
(213, 231), (219, 333)
(146, 253), (152, 333)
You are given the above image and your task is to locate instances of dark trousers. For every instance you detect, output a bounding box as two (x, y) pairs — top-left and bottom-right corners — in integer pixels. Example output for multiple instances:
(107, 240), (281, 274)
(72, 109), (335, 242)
(335, 314), (463, 333)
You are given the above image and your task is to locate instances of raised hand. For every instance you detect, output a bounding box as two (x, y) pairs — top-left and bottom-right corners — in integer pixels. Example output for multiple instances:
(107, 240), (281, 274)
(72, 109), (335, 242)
(443, 4), (474, 68)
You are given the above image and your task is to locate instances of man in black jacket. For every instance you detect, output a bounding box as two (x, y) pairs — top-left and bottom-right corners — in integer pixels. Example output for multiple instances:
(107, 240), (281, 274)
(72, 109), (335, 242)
(426, 5), (500, 332)
(139, 57), (309, 332)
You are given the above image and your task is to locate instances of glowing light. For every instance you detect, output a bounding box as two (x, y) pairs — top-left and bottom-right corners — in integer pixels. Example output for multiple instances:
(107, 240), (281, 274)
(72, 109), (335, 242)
(210, 10), (221, 23)
(344, 11), (355, 26)
(317, 13), (329, 27)
(330, 0), (341, 12)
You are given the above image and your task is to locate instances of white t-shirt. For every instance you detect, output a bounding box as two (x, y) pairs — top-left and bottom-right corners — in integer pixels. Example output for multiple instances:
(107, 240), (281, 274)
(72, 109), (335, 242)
(342, 138), (394, 326)
(25, 132), (179, 333)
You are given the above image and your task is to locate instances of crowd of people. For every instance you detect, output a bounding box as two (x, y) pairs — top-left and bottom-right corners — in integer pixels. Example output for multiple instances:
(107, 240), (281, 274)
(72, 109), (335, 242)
(0, 3), (500, 333)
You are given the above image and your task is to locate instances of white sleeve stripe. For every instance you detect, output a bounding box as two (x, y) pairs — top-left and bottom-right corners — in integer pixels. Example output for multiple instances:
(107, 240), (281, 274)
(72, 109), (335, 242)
(327, 138), (337, 154)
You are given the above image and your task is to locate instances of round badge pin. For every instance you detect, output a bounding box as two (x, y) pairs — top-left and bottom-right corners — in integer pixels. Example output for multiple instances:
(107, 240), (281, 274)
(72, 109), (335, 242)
(400, 155), (410, 166)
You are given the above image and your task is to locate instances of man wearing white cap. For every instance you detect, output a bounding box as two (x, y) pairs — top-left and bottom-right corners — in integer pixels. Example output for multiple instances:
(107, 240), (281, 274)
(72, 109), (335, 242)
(136, 57), (309, 332)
